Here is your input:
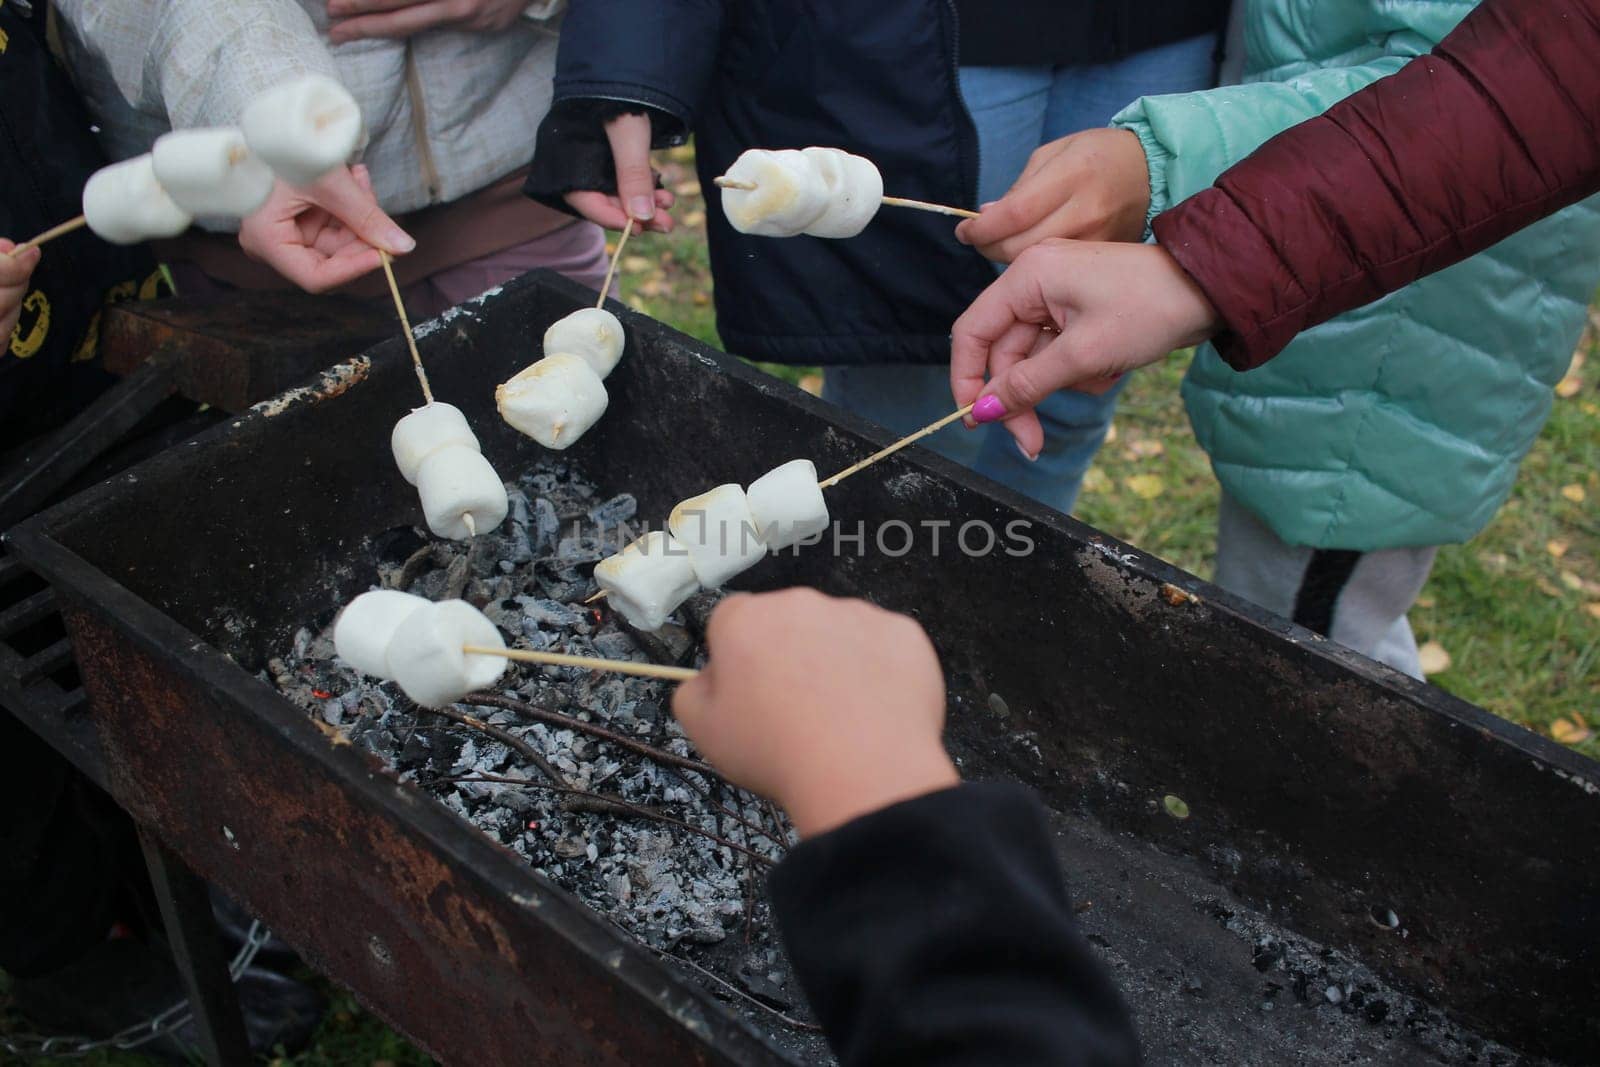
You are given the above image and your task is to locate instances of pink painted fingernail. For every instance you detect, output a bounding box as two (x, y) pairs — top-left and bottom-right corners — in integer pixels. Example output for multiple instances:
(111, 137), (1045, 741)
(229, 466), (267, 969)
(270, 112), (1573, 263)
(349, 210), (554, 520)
(972, 395), (1007, 424)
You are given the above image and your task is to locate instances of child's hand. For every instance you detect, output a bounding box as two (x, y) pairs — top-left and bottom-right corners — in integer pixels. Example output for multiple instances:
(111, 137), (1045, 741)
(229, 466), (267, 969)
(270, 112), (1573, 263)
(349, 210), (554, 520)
(327, 0), (529, 42)
(237, 164), (415, 293)
(563, 113), (677, 234)
(951, 240), (1219, 459)
(955, 129), (1150, 262)
(672, 588), (958, 839)
(0, 239), (42, 342)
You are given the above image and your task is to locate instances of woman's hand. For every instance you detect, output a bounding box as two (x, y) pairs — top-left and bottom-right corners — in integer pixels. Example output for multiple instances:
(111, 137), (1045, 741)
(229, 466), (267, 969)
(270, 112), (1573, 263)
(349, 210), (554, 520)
(327, 0), (530, 42)
(672, 588), (958, 839)
(563, 113), (676, 234)
(0, 239), (41, 342)
(237, 164), (414, 293)
(951, 240), (1221, 458)
(955, 128), (1151, 262)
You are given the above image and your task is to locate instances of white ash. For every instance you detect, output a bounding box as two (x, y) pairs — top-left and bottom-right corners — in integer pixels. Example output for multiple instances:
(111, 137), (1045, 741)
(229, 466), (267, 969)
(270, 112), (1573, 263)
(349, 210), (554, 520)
(267, 462), (815, 1040)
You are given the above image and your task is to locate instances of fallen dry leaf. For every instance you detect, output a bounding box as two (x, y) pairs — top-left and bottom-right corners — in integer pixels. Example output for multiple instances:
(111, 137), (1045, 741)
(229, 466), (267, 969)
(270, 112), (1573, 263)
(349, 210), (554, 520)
(692, 291), (711, 307)
(1126, 473), (1165, 500)
(1081, 468), (1111, 494)
(1550, 716), (1593, 746)
(682, 210), (707, 229)
(1561, 483), (1587, 503)
(1547, 539), (1571, 558)
(1583, 401), (1599, 416)
(1478, 550), (1510, 573)
(674, 180), (702, 198)
(798, 374), (824, 397)
(1126, 439), (1165, 460)
(1536, 577), (1565, 598)
(1417, 640), (1451, 676)
(1415, 594), (1436, 609)
(1561, 571), (1585, 591)
(1586, 602), (1600, 620)
(621, 255), (652, 274)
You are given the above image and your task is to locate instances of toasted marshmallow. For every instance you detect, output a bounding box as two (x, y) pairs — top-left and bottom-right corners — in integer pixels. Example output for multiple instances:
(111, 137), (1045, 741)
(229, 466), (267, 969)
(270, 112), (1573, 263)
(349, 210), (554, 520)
(333, 589), (430, 679)
(82, 155), (193, 245)
(720, 149), (830, 237)
(594, 531), (701, 632)
(241, 74), (363, 186)
(416, 445), (509, 540)
(386, 599), (507, 708)
(496, 353), (609, 450)
(668, 484), (767, 588)
(800, 148), (883, 239)
(544, 308), (626, 379)
(151, 127), (275, 218)
(747, 459), (831, 550)
(391, 402), (479, 485)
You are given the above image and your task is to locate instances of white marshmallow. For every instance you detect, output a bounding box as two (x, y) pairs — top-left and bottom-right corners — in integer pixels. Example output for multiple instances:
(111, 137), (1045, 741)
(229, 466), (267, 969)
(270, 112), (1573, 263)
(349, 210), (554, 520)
(416, 445), (509, 541)
(495, 354), (609, 450)
(544, 308), (626, 379)
(594, 531), (701, 632)
(333, 590), (430, 679)
(151, 128), (275, 218)
(720, 149), (830, 237)
(747, 459), (831, 550)
(241, 74), (363, 187)
(81, 155), (193, 245)
(391, 402), (480, 485)
(800, 147), (884, 239)
(386, 599), (507, 708)
(668, 484), (767, 588)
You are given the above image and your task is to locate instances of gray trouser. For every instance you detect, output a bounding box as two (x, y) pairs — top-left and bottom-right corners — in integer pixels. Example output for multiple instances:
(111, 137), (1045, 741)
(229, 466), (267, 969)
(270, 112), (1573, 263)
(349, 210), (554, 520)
(1213, 494), (1438, 679)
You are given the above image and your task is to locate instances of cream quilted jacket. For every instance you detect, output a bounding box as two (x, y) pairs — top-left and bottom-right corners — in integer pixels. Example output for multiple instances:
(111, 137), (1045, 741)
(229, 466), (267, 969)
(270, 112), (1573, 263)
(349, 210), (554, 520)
(55, 0), (562, 221)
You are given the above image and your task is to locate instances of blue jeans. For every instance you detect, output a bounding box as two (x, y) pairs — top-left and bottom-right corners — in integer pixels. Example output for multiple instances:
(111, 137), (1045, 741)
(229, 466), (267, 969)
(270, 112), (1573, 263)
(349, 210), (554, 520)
(824, 33), (1217, 513)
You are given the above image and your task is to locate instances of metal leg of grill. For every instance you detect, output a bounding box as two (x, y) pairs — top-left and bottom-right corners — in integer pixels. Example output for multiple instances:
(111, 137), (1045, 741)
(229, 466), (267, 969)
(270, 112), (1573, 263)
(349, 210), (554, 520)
(138, 830), (253, 1066)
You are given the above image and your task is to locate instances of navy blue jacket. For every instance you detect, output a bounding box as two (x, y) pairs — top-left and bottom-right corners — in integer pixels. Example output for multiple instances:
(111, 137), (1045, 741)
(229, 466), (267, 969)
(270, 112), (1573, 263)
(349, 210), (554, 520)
(526, 1), (1222, 367)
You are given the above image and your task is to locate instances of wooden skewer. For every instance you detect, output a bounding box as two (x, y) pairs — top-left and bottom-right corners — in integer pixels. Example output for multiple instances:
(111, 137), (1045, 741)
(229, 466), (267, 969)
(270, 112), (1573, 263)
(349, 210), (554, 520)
(711, 177), (979, 220)
(597, 216), (636, 308)
(464, 645), (697, 682)
(818, 402), (976, 489)
(378, 249), (433, 405)
(10, 215), (88, 256)
(584, 403), (978, 605)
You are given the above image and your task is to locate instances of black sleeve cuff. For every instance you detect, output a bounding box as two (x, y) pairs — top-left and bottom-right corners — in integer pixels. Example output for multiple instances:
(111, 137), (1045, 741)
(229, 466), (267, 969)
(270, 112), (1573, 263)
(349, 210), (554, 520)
(523, 98), (686, 212)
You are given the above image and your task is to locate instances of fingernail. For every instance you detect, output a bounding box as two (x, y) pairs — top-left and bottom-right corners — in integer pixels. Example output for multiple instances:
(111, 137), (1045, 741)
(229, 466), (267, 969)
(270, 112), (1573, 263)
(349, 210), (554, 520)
(980, 200), (998, 210)
(972, 395), (1007, 424)
(388, 228), (416, 254)
(1015, 439), (1039, 462)
(629, 196), (656, 222)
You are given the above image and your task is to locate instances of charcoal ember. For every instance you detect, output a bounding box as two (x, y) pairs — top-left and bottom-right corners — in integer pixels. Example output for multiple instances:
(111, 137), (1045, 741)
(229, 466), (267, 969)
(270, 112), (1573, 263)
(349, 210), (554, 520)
(530, 496), (560, 554)
(737, 957), (795, 1010)
(591, 631), (640, 660)
(586, 492), (637, 529)
(520, 597), (587, 633)
(532, 559), (588, 602)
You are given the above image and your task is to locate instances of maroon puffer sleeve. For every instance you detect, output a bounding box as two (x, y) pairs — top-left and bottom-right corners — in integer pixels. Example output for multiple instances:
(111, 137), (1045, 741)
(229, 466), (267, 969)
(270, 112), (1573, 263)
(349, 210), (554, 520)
(1152, 0), (1600, 371)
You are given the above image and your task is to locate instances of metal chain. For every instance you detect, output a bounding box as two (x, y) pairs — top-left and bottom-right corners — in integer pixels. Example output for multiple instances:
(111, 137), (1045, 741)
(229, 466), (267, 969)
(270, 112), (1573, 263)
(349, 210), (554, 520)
(1, 921), (270, 1059)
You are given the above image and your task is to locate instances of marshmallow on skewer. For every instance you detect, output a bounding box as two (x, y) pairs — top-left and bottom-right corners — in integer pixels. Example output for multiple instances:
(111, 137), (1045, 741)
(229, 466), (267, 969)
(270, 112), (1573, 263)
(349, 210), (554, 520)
(82, 155), (193, 245)
(800, 148), (884, 239)
(720, 149), (830, 238)
(386, 599), (507, 708)
(416, 445), (509, 541)
(496, 353), (609, 450)
(241, 74), (363, 187)
(392, 402), (480, 485)
(747, 459), (831, 550)
(333, 589), (430, 679)
(593, 531), (701, 632)
(151, 128), (275, 218)
(668, 484), (767, 588)
(544, 308), (626, 379)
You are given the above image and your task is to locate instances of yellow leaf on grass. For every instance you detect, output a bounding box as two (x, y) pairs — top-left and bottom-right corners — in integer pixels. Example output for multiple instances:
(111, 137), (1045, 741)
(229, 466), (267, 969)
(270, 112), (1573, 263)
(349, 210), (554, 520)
(1081, 468), (1111, 494)
(1561, 571), (1585, 591)
(1104, 422), (1118, 444)
(798, 374), (824, 397)
(674, 180), (702, 198)
(1556, 376), (1583, 399)
(682, 210), (707, 229)
(1586, 602), (1600, 620)
(1417, 640), (1451, 676)
(1550, 717), (1593, 746)
(1537, 577), (1565, 598)
(1479, 551), (1510, 573)
(1126, 474), (1165, 500)
(1583, 401), (1600, 415)
(621, 255), (652, 274)
(1126, 439), (1165, 460)
(1415, 595), (1436, 609)
(1548, 539), (1571, 558)
(1561, 483), (1587, 503)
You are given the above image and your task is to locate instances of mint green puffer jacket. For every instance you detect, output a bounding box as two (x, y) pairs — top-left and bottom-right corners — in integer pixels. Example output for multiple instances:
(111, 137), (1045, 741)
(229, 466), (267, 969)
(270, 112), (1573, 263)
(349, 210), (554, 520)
(1113, 0), (1600, 551)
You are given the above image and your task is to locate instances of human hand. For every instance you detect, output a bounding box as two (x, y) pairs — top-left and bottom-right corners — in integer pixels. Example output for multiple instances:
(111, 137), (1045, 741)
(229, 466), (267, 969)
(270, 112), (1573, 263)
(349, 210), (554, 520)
(563, 113), (676, 234)
(955, 129), (1150, 262)
(237, 163), (414, 293)
(0, 239), (41, 342)
(327, 0), (528, 42)
(672, 588), (958, 839)
(951, 240), (1220, 458)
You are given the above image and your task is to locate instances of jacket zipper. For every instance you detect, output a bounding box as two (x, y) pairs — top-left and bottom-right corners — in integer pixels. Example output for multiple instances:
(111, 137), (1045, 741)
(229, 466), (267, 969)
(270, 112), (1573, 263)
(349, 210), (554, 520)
(943, 0), (981, 211)
(404, 46), (443, 204)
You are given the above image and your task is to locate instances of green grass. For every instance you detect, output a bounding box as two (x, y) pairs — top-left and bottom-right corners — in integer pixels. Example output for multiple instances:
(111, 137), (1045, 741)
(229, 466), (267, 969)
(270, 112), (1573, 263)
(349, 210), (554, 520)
(5, 146), (1594, 1064)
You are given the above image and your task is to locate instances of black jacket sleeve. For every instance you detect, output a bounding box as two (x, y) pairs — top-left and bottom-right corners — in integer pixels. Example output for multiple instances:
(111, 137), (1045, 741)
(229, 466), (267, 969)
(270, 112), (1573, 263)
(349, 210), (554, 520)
(769, 783), (1140, 1066)
(525, 0), (727, 204)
